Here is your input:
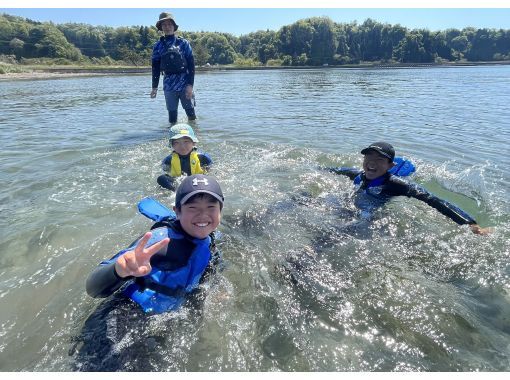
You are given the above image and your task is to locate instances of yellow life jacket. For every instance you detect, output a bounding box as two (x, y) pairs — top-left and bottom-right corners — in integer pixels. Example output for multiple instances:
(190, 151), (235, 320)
(169, 150), (205, 177)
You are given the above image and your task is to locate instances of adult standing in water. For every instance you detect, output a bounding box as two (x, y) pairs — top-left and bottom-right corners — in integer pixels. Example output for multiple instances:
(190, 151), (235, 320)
(150, 12), (196, 124)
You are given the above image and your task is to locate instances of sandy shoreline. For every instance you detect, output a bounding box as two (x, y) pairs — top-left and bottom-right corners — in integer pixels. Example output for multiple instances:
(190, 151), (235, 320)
(0, 71), (124, 81)
(2, 61), (509, 81)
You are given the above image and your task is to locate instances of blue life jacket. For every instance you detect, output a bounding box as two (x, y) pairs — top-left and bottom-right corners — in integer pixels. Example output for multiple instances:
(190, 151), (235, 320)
(389, 156), (416, 177)
(353, 157), (415, 199)
(122, 226), (211, 313)
(354, 157), (415, 187)
(120, 198), (212, 313)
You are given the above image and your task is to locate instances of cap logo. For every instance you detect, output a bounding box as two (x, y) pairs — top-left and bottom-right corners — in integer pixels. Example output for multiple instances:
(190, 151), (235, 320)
(192, 178), (208, 186)
(179, 130), (189, 135)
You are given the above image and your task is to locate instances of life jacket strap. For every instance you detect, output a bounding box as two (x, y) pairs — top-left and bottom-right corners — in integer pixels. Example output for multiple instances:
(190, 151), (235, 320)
(135, 277), (186, 298)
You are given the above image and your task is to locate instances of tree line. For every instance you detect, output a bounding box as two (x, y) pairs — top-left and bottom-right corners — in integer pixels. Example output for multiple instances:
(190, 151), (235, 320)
(1, 13), (509, 67)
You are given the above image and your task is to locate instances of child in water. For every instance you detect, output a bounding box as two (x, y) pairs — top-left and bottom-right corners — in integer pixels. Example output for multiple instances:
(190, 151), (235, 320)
(157, 123), (212, 191)
(325, 142), (491, 235)
(86, 174), (224, 313)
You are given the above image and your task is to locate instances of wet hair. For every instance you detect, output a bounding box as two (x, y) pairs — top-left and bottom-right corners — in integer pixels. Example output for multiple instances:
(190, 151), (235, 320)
(175, 193), (223, 212)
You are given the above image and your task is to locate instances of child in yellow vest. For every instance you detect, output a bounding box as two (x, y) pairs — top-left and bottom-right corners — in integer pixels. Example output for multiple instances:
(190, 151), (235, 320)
(157, 124), (212, 190)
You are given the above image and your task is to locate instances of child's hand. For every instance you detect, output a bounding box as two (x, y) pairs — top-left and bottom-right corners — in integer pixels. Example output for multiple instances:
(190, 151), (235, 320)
(469, 224), (493, 235)
(150, 88), (158, 98)
(115, 232), (170, 278)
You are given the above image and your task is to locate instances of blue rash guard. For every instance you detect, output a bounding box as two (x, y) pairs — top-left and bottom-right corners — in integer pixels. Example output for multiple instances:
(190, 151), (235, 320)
(86, 219), (217, 313)
(151, 35), (195, 92)
(328, 167), (477, 225)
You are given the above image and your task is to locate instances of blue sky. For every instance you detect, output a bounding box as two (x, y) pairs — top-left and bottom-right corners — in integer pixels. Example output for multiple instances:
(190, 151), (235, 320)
(2, 5), (510, 36)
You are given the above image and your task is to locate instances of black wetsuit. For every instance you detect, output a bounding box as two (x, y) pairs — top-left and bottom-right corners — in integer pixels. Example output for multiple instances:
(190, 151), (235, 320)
(328, 167), (477, 225)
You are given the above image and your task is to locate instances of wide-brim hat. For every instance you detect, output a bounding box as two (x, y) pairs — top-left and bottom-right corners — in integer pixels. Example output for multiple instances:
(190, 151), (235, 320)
(156, 12), (179, 31)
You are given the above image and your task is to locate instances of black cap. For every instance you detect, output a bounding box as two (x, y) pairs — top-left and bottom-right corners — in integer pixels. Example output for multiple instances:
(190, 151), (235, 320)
(175, 174), (224, 207)
(361, 142), (395, 161)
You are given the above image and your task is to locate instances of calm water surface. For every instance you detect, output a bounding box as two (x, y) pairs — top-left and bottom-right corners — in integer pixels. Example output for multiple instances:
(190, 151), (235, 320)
(0, 67), (509, 371)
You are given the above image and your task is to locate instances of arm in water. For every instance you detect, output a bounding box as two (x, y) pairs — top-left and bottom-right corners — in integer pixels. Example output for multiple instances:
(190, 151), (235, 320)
(390, 177), (492, 235)
(324, 166), (362, 180)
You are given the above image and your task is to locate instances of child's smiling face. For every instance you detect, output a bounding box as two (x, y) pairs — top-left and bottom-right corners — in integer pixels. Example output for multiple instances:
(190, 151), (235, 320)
(362, 151), (394, 180)
(175, 195), (222, 239)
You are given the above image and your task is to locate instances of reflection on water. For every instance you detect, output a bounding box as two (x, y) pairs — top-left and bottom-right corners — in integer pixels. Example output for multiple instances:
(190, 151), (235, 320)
(0, 67), (509, 371)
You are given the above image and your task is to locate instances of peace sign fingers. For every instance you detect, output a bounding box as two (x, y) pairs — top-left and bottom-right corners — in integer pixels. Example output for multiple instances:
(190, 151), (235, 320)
(115, 231), (170, 278)
(134, 232), (170, 263)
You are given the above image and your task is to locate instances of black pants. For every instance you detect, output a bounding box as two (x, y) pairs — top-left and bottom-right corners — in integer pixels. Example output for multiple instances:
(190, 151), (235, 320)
(157, 174), (177, 191)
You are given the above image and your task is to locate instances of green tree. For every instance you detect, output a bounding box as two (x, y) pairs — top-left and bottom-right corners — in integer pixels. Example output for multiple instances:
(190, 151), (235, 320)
(278, 19), (314, 60)
(116, 45), (144, 65)
(450, 35), (468, 60)
(239, 30), (277, 64)
(58, 24), (107, 57)
(308, 17), (336, 65)
(465, 28), (501, 61)
(359, 18), (383, 60)
(9, 37), (24, 59)
(432, 31), (453, 61)
(294, 52), (308, 66)
(201, 33), (236, 64)
(344, 22), (362, 63)
(334, 24), (350, 62)
(395, 32), (429, 63)
(193, 38), (210, 66)
(382, 24), (407, 61)
(25, 23), (82, 60)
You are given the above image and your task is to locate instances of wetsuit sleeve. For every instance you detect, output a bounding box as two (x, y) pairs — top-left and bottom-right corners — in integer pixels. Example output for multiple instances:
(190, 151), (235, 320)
(86, 251), (133, 298)
(151, 41), (162, 89)
(327, 167), (362, 181)
(199, 152), (213, 168)
(161, 154), (172, 173)
(387, 177), (477, 225)
(183, 39), (195, 87)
